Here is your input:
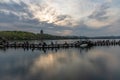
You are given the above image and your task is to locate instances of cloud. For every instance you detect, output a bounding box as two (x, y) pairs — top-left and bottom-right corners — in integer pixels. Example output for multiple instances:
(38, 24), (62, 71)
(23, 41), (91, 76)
(27, 1), (79, 27)
(89, 4), (110, 21)
(104, 19), (120, 36)
(0, 1), (32, 20)
(85, 3), (119, 29)
(56, 30), (73, 36)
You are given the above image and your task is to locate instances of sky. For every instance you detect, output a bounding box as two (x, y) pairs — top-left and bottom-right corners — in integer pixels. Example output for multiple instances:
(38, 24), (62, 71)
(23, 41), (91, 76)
(0, 0), (120, 36)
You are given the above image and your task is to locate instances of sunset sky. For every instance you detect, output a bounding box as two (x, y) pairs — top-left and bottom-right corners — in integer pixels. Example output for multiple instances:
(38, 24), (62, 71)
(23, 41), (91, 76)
(0, 0), (120, 36)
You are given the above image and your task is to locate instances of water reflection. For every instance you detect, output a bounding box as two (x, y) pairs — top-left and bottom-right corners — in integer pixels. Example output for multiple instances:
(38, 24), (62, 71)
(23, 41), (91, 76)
(0, 46), (93, 53)
(0, 46), (120, 80)
(30, 48), (120, 80)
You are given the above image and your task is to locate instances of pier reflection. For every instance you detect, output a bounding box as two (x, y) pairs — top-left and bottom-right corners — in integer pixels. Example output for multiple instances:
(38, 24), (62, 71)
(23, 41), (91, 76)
(0, 45), (93, 53)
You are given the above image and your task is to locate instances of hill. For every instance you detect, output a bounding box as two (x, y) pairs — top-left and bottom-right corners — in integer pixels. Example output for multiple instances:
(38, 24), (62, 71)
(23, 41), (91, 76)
(0, 31), (80, 40)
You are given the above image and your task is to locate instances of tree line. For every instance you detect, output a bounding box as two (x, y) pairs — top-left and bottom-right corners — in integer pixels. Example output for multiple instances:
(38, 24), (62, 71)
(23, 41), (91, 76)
(0, 31), (80, 40)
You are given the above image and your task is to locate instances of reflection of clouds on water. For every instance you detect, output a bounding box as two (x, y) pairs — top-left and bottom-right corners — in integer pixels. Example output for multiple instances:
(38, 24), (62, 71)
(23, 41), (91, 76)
(30, 52), (96, 80)
(30, 48), (120, 80)
(0, 47), (120, 80)
(87, 50), (119, 71)
(86, 49), (120, 80)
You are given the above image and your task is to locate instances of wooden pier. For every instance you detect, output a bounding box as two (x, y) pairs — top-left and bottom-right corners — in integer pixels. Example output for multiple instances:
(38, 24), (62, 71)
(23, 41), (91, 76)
(0, 40), (120, 49)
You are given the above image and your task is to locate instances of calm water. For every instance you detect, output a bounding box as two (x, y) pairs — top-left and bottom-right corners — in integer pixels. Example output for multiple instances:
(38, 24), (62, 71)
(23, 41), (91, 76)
(0, 40), (120, 80)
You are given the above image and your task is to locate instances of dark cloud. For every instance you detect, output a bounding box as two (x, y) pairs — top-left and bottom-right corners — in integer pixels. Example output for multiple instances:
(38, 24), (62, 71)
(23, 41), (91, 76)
(88, 3), (110, 21)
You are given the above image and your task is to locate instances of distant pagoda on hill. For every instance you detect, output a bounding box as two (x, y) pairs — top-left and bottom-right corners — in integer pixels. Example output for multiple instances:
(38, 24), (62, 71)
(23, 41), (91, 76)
(40, 29), (44, 42)
(40, 29), (43, 35)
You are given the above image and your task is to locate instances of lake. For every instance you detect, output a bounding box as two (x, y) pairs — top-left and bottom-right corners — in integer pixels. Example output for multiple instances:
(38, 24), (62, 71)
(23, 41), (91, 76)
(0, 40), (120, 80)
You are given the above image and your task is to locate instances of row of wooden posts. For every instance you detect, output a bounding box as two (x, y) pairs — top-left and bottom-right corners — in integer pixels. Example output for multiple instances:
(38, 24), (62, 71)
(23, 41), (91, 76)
(0, 40), (120, 49)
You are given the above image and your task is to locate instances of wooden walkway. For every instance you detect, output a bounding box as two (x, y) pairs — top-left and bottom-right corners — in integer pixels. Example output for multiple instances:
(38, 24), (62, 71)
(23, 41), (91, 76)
(0, 40), (120, 49)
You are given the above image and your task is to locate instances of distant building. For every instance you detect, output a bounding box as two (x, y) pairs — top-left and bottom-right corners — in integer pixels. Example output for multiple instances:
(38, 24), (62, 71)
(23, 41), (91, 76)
(40, 30), (43, 35)
(40, 30), (44, 42)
